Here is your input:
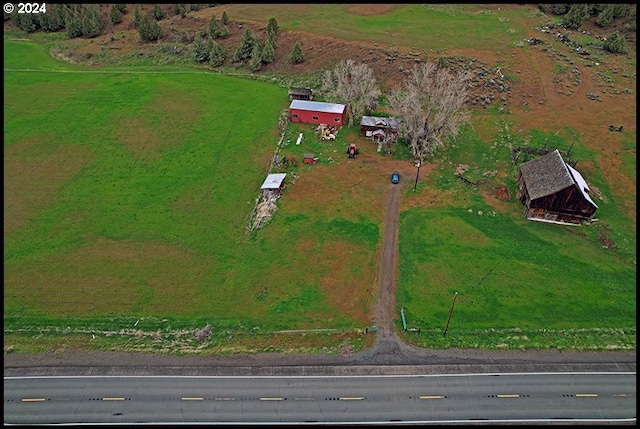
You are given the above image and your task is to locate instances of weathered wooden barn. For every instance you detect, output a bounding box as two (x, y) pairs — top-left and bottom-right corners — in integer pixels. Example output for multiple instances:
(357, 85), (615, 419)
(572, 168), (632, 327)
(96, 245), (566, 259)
(288, 87), (313, 101)
(517, 149), (598, 224)
(289, 100), (346, 127)
(360, 116), (401, 141)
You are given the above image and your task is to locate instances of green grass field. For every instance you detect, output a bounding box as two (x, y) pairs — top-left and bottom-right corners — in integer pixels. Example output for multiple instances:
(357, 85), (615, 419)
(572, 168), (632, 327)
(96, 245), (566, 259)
(3, 4), (636, 354)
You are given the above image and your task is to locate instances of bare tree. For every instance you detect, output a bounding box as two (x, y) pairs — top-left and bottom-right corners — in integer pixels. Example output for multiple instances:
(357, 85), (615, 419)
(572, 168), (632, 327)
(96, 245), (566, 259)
(321, 59), (381, 127)
(388, 62), (471, 159)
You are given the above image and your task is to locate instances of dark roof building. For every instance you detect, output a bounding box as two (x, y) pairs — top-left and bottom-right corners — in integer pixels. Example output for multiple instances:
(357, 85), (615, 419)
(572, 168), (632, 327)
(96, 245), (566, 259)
(288, 87), (313, 101)
(517, 149), (598, 225)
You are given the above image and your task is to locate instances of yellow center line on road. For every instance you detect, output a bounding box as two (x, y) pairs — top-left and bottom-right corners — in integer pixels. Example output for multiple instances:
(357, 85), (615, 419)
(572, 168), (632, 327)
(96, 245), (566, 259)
(576, 393), (598, 397)
(260, 397), (284, 401)
(21, 398), (46, 402)
(181, 397), (204, 401)
(102, 397), (126, 401)
(339, 397), (364, 401)
(419, 395), (445, 399)
(497, 394), (520, 398)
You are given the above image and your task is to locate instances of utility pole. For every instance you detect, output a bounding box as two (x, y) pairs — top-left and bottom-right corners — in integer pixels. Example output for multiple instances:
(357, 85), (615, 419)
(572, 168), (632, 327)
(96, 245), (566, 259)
(413, 159), (421, 192)
(443, 292), (458, 336)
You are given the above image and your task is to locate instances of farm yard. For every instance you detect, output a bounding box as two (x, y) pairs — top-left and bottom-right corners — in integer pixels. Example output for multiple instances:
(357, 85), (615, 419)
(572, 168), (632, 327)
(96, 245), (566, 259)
(3, 4), (636, 358)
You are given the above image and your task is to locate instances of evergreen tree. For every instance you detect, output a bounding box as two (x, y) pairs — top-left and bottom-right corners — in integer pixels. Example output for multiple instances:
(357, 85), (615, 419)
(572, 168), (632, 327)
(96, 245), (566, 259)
(603, 32), (627, 54)
(153, 4), (166, 21)
(221, 10), (228, 25)
(217, 24), (230, 39)
(190, 4), (200, 11)
(261, 35), (275, 63)
(249, 42), (263, 71)
(133, 7), (142, 28)
(110, 5), (123, 24)
(65, 10), (82, 38)
(208, 15), (219, 38)
(267, 17), (278, 36)
(289, 41), (304, 64)
(53, 4), (68, 29)
(193, 35), (209, 62)
(12, 11), (38, 33)
(234, 28), (257, 61)
(267, 26), (277, 49)
(209, 40), (226, 67)
(137, 14), (162, 42)
(81, 4), (103, 38)
(114, 4), (127, 14)
(562, 3), (590, 29)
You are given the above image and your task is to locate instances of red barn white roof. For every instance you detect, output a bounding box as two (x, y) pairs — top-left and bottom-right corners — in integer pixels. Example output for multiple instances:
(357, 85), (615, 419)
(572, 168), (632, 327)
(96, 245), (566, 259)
(289, 100), (345, 114)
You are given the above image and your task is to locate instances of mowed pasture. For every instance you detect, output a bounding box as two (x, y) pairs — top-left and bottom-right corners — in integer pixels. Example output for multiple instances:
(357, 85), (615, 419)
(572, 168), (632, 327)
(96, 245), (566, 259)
(4, 3), (636, 353)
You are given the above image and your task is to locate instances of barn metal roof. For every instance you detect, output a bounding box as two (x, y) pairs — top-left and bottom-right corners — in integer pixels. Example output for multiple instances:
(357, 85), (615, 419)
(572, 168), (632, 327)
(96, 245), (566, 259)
(260, 173), (286, 190)
(289, 100), (345, 114)
(567, 164), (598, 208)
(360, 116), (401, 129)
(518, 149), (596, 207)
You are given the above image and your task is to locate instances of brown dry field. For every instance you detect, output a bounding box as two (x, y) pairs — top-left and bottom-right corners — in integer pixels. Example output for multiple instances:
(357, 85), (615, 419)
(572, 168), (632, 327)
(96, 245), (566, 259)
(3, 5), (636, 362)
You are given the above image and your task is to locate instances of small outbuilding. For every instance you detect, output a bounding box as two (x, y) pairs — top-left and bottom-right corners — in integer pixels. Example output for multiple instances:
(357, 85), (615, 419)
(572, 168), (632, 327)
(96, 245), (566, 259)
(289, 100), (346, 127)
(288, 87), (313, 101)
(360, 116), (401, 140)
(517, 149), (598, 225)
(260, 173), (287, 196)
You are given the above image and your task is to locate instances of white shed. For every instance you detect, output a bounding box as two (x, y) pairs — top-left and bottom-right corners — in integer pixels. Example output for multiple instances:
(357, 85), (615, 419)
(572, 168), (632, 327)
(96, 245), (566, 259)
(260, 173), (287, 195)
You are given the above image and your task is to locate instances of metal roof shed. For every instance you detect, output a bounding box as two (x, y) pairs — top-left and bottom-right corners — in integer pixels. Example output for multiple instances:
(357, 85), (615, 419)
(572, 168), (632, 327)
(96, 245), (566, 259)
(261, 173), (287, 193)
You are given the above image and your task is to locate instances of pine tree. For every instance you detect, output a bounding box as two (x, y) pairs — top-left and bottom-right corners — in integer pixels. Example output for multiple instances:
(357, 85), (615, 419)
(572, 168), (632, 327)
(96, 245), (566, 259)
(603, 32), (627, 54)
(289, 41), (304, 64)
(562, 4), (590, 29)
(65, 10), (82, 38)
(80, 4), (103, 38)
(267, 17), (278, 36)
(249, 42), (263, 71)
(208, 15), (219, 38)
(261, 35), (275, 63)
(133, 7), (142, 28)
(209, 40), (226, 67)
(137, 14), (162, 42)
(221, 10), (229, 25)
(267, 26), (277, 49)
(153, 4), (166, 21)
(193, 35), (209, 62)
(110, 5), (123, 24)
(235, 28), (256, 61)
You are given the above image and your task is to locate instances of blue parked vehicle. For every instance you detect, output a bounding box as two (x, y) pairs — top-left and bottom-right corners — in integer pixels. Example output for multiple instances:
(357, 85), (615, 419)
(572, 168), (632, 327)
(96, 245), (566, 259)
(391, 172), (400, 184)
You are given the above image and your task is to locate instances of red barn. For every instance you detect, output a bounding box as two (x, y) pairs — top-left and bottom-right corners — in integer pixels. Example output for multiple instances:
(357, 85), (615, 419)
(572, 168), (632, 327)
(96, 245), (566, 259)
(289, 100), (346, 127)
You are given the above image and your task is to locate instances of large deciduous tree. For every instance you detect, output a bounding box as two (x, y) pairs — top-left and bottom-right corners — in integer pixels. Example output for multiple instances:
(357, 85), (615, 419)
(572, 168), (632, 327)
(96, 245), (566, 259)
(387, 62), (471, 160)
(321, 59), (381, 127)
